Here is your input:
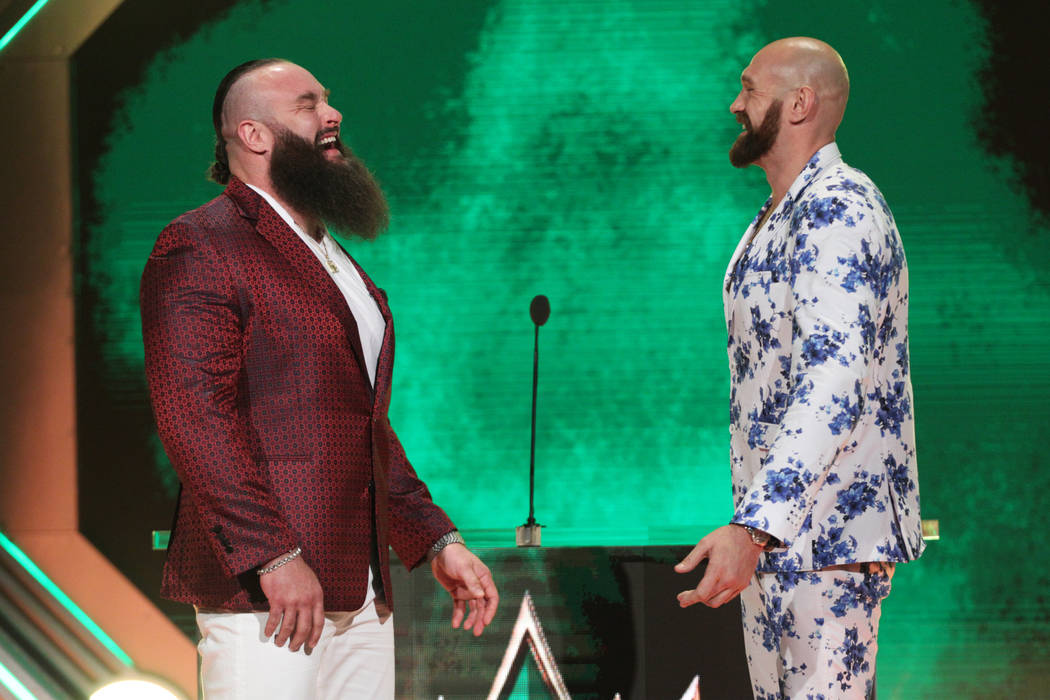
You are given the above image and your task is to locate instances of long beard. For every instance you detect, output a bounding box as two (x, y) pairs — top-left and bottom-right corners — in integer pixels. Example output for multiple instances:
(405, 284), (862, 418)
(268, 127), (389, 239)
(729, 99), (782, 168)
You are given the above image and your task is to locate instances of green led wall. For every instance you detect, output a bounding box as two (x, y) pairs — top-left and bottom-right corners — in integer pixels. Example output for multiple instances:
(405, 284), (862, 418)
(73, 0), (1050, 696)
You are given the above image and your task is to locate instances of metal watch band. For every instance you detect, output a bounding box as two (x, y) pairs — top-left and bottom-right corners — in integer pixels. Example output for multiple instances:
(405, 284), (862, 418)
(429, 530), (465, 560)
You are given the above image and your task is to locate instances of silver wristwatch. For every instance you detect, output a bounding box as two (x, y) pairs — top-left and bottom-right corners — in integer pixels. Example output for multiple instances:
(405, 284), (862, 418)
(428, 530), (465, 561)
(741, 525), (778, 552)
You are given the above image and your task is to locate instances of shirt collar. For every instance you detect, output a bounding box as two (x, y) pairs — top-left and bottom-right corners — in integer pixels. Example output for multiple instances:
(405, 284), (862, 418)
(244, 183), (315, 239)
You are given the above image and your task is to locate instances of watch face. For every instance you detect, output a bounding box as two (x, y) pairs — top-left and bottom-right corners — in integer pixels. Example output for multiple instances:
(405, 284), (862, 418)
(748, 528), (769, 546)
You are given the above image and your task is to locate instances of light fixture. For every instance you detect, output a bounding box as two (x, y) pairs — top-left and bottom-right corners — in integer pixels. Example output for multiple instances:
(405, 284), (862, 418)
(90, 677), (187, 700)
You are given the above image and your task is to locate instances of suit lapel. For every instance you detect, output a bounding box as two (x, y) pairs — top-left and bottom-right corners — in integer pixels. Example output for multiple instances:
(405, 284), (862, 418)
(343, 251), (394, 410)
(723, 197), (771, 328)
(725, 200), (770, 284)
(224, 179), (372, 391)
(722, 143), (845, 329)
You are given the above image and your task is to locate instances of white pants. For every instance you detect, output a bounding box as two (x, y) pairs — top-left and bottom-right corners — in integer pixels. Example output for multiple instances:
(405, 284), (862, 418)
(740, 564), (894, 700)
(196, 601), (395, 699)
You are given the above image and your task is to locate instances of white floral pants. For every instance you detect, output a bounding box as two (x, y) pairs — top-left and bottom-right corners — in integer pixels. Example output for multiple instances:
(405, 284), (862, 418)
(740, 563), (894, 700)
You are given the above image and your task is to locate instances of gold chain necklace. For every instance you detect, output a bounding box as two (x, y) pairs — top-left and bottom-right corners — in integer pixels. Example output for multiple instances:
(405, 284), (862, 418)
(320, 236), (339, 274)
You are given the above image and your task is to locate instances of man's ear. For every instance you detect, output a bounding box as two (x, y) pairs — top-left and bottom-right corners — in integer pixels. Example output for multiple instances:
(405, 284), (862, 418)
(787, 85), (817, 124)
(236, 120), (272, 155)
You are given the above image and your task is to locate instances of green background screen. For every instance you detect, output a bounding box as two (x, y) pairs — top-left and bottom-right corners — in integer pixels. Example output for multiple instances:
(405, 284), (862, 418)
(72, 1), (1049, 696)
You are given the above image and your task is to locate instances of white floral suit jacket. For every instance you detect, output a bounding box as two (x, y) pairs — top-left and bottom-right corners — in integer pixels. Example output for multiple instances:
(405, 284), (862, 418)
(724, 143), (924, 572)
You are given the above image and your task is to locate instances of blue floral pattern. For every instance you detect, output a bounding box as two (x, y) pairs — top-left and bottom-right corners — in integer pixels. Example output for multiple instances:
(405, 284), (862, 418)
(741, 565), (893, 698)
(723, 143), (924, 572)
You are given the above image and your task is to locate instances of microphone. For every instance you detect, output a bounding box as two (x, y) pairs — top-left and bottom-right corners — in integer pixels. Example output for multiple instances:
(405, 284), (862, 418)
(517, 295), (550, 547)
(530, 294), (550, 326)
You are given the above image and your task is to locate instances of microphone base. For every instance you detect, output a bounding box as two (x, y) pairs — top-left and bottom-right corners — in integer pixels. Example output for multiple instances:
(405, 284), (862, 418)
(515, 524), (543, 547)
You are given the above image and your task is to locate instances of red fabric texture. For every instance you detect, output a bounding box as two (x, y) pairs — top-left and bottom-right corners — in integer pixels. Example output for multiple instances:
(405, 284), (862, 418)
(140, 177), (454, 611)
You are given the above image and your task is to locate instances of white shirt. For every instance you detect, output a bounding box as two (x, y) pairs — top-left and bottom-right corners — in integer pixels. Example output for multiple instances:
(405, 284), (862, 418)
(246, 184), (384, 606)
(246, 185), (386, 387)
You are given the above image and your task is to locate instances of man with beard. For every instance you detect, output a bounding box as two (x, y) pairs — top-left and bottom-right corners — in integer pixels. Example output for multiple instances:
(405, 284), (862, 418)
(674, 38), (924, 699)
(140, 59), (498, 698)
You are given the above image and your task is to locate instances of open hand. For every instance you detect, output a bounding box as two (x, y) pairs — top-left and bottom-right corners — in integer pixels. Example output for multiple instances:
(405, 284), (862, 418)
(259, 555), (325, 652)
(674, 525), (763, 608)
(430, 543), (499, 636)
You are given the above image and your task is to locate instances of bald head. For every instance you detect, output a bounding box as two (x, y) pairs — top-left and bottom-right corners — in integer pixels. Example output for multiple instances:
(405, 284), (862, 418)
(729, 37), (851, 196)
(751, 37), (850, 133)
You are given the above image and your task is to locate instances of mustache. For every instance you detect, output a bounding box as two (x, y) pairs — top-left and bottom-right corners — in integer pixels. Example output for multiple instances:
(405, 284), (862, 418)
(315, 127), (339, 144)
(314, 128), (349, 155)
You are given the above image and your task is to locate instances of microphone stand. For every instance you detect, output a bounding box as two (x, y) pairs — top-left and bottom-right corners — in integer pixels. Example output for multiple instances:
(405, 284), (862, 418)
(517, 296), (549, 547)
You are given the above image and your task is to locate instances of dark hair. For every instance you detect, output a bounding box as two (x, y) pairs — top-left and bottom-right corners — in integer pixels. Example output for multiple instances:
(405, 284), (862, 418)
(208, 58), (286, 184)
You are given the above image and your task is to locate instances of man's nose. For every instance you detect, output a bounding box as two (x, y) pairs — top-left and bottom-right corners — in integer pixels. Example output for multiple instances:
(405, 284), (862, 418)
(729, 91), (744, 115)
(321, 102), (342, 127)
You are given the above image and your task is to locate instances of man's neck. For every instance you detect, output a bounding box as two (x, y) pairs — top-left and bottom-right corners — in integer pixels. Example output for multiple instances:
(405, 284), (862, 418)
(758, 137), (833, 209)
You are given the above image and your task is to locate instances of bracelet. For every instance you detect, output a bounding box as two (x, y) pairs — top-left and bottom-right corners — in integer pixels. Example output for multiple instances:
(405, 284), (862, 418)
(427, 530), (465, 561)
(257, 546), (302, 575)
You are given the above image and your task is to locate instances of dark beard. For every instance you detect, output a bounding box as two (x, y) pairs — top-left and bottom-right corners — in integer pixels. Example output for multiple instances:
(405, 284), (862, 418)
(729, 98), (782, 168)
(268, 127), (389, 239)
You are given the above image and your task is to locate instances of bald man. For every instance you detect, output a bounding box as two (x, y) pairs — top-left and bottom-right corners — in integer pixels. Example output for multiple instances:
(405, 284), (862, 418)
(675, 38), (924, 698)
(141, 59), (498, 698)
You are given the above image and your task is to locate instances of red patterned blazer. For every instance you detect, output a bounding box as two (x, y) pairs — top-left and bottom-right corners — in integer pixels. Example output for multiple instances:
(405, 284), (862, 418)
(141, 177), (455, 611)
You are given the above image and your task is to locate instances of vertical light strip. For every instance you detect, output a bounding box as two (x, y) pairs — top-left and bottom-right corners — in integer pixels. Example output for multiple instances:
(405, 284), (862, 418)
(0, 660), (37, 700)
(0, 0), (52, 53)
(0, 532), (134, 667)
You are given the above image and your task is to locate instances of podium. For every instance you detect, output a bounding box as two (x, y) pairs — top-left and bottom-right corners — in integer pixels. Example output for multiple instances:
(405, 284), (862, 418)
(389, 546), (751, 699)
